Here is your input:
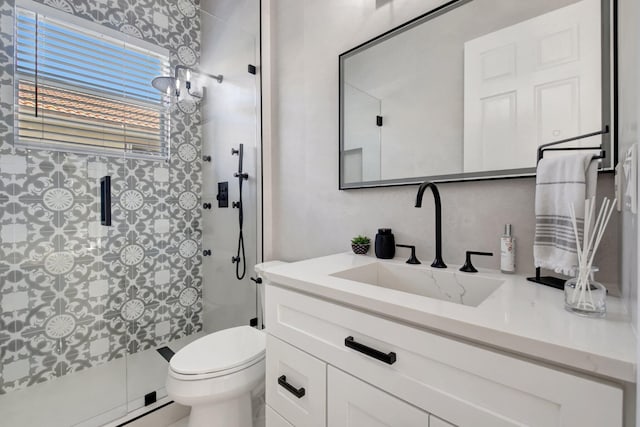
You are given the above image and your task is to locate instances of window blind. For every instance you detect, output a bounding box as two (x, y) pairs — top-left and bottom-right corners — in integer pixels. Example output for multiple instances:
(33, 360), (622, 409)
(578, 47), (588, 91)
(15, 8), (171, 159)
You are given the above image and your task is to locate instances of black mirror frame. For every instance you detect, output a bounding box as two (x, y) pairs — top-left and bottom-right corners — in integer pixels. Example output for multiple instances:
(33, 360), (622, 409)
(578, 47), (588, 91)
(338, 0), (618, 190)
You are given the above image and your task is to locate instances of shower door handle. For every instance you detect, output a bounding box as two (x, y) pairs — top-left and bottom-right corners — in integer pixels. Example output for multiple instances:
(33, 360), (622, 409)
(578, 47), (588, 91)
(100, 176), (112, 226)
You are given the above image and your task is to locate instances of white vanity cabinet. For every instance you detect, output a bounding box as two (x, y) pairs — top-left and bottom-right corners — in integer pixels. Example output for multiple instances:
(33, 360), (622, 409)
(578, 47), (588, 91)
(266, 334), (326, 427)
(327, 366), (432, 426)
(264, 284), (624, 427)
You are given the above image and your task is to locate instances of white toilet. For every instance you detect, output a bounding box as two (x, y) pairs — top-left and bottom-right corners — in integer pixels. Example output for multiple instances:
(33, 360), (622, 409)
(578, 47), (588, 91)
(166, 326), (266, 427)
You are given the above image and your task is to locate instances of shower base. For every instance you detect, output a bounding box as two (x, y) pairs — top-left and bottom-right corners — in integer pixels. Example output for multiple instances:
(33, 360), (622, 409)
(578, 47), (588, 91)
(0, 333), (203, 427)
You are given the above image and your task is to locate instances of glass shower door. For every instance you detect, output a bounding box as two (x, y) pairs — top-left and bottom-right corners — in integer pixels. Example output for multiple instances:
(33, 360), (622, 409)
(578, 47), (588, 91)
(0, 148), (130, 426)
(120, 66), (209, 411)
(0, 10), (130, 422)
(200, 7), (259, 334)
(120, 149), (178, 412)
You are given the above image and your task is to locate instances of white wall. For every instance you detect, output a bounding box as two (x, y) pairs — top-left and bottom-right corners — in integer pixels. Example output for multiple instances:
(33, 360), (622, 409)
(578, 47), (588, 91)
(265, 0), (621, 289)
(618, 0), (638, 325)
(617, 0), (640, 422)
(615, 0), (639, 418)
(200, 0), (261, 332)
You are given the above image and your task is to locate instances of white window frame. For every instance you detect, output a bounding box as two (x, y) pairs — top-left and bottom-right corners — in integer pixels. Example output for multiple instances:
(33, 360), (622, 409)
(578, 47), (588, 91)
(14, 0), (172, 161)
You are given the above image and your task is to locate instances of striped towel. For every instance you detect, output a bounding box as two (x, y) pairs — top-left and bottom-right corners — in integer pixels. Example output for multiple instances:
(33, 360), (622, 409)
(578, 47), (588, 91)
(534, 153), (598, 276)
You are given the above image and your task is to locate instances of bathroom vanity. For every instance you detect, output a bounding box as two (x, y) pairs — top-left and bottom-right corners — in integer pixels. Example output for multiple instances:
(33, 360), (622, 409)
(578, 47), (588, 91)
(258, 254), (635, 427)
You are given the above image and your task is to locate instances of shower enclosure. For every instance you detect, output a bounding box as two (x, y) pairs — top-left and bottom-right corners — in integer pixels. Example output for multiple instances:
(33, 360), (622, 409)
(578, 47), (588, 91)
(0, 0), (261, 425)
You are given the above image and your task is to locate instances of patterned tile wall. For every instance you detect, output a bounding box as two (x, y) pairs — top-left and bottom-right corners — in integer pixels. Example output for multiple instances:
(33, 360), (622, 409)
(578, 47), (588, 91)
(0, 0), (203, 393)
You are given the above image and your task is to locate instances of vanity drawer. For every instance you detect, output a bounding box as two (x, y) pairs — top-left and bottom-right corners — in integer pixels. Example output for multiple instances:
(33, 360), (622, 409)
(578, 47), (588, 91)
(328, 366), (431, 426)
(266, 285), (623, 427)
(266, 405), (293, 427)
(266, 334), (326, 427)
(430, 416), (457, 427)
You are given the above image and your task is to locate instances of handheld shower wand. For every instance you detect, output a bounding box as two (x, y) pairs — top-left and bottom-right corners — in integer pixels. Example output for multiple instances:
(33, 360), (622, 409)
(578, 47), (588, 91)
(231, 144), (249, 280)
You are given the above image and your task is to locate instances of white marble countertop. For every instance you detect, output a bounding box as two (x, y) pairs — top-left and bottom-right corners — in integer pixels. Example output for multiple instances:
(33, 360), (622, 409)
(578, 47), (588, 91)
(257, 253), (636, 383)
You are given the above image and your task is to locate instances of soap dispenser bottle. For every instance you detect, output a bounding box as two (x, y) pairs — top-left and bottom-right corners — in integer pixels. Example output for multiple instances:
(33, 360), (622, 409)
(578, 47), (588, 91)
(500, 224), (515, 274)
(375, 228), (395, 259)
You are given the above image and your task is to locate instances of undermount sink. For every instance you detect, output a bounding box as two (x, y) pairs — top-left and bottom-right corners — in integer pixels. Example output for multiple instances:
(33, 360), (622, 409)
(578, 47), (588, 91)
(331, 261), (504, 307)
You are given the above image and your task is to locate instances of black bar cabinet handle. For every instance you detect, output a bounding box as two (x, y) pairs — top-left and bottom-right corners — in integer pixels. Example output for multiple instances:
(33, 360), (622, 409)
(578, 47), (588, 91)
(344, 336), (396, 365)
(100, 176), (111, 226)
(277, 375), (305, 399)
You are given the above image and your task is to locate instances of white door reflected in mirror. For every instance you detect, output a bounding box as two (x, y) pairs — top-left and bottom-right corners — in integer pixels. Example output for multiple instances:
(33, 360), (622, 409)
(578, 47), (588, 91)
(340, 0), (613, 188)
(464, 0), (601, 172)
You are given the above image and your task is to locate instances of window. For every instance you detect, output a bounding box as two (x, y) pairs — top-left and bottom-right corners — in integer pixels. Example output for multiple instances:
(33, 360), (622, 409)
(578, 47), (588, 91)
(15, 5), (171, 159)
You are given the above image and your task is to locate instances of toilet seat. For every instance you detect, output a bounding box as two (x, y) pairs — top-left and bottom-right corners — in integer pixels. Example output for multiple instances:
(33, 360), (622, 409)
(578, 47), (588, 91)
(169, 326), (265, 380)
(168, 355), (264, 381)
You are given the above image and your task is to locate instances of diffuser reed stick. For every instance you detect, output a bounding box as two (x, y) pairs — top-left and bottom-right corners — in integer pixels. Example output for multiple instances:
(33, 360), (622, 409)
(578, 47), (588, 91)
(568, 196), (616, 310)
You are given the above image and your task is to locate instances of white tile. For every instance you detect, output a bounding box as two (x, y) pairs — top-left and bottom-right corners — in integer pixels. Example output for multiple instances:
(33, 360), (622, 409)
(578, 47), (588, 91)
(87, 161), (108, 179)
(155, 219), (170, 234)
(0, 16), (13, 37)
(155, 321), (170, 337)
(153, 10), (168, 29)
(0, 223), (27, 243)
(0, 155), (27, 175)
(90, 338), (110, 357)
(0, 76), (13, 105)
(1, 291), (29, 312)
(89, 280), (109, 298)
(88, 221), (108, 238)
(154, 167), (169, 182)
(3, 359), (30, 382)
(155, 270), (170, 285)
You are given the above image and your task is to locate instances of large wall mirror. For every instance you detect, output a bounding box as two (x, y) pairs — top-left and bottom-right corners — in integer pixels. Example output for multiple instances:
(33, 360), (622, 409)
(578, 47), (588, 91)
(339, 0), (615, 189)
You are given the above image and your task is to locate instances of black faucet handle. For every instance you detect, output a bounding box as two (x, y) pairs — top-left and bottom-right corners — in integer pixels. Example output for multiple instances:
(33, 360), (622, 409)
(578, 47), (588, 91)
(396, 244), (421, 265)
(459, 251), (493, 273)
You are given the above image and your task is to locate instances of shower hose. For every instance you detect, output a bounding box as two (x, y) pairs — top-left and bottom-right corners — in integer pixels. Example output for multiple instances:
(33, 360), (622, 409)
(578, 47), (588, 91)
(232, 144), (247, 280)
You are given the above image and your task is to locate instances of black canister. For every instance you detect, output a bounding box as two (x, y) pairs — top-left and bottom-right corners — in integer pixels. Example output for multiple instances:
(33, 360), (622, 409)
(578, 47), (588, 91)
(375, 228), (395, 259)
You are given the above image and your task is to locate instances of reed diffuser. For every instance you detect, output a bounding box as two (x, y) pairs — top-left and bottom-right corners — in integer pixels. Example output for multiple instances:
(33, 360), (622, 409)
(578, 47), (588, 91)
(565, 197), (616, 317)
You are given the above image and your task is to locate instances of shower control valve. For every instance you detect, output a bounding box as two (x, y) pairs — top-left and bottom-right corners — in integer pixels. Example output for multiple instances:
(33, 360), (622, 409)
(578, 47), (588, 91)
(202, 155), (211, 162)
(232, 201), (241, 209)
(203, 250), (212, 256)
(203, 203), (212, 210)
(232, 256), (241, 264)
(231, 148), (239, 155)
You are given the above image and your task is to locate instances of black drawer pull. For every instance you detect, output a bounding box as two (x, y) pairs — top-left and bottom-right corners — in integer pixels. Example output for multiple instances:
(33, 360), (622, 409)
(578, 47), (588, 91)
(344, 336), (396, 365)
(278, 375), (306, 399)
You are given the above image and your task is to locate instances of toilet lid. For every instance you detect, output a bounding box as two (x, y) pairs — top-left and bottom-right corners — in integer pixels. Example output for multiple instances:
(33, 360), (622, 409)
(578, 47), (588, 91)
(170, 326), (265, 375)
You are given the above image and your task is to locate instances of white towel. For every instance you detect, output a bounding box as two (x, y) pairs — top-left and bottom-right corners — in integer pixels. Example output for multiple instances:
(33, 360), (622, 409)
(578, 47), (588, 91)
(534, 153), (598, 276)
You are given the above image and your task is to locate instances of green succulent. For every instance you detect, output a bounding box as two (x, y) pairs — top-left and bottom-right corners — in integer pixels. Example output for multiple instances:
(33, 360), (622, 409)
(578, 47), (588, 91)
(351, 235), (371, 245)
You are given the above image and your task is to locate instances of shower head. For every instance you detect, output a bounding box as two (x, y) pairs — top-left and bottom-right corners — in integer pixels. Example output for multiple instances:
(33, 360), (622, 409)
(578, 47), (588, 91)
(151, 67), (224, 97)
(151, 76), (176, 94)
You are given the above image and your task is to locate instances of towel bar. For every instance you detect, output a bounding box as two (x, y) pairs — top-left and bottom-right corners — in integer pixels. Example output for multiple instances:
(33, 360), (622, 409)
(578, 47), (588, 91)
(528, 126), (610, 289)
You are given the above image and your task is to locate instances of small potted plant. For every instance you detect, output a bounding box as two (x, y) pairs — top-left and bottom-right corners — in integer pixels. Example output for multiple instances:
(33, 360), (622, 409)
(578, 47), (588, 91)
(351, 235), (371, 255)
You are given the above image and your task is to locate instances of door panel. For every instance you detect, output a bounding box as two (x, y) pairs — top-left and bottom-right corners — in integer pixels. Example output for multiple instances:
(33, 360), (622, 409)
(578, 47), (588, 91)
(535, 78), (580, 149)
(480, 91), (517, 170)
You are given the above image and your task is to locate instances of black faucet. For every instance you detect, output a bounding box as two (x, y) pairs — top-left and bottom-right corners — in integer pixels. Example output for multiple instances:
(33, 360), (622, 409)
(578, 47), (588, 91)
(415, 181), (447, 268)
